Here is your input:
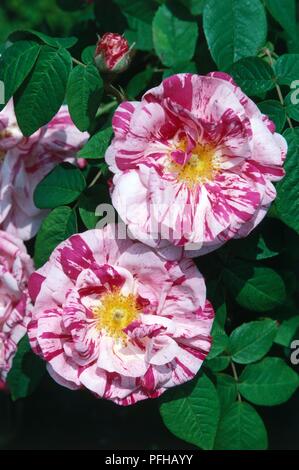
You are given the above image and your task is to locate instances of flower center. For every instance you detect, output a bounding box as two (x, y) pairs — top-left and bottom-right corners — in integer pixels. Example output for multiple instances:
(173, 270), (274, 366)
(0, 130), (12, 162)
(0, 129), (12, 140)
(169, 138), (220, 187)
(93, 290), (139, 341)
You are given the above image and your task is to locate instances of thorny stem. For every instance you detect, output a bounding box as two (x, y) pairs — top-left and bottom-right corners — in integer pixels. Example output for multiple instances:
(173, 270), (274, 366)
(264, 48), (293, 129)
(231, 361), (242, 402)
(96, 100), (117, 117)
(105, 83), (126, 103)
(72, 169), (102, 211)
(72, 57), (86, 67)
(88, 169), (102, 188)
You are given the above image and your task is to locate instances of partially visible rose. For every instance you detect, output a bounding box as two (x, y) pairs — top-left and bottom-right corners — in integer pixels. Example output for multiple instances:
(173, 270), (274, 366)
(95, 33), (134, 74)
(0, 231), (33, 383)
(0, 101), (88, 241)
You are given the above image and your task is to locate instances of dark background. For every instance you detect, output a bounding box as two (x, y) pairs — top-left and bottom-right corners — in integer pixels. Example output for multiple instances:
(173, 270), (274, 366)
(1, 373), (299, 450)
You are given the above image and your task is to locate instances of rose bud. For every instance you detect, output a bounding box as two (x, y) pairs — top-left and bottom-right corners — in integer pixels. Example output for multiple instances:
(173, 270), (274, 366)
(94, 33), (134, 74)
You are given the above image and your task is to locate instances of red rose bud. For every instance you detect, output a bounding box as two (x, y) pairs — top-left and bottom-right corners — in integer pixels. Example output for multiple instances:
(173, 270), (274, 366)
(95, 33), (134, 74)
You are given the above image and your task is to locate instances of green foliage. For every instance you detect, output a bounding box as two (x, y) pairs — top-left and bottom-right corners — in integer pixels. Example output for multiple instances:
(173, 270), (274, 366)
(34, 206), (77, 268)
(67, 64), (103, 132)
(9, 29), (78, 48)
(285, 91), (299, 122)
(7, 336), (45, 401)
(229, 320), (278, 364)
(160, 373), (220, 450)
(14, 45), (72, 135)
(153, 4), (198, 67)
(0, 40), (41, 107)
(34, 163), (86, 209)
(275, 316), (299, 347)
(239, 357), (299, 406)
(203, 0), (267, 70)
(228, 57), (275, 96)
(275, 128), (299, 233)
(78, 127), (113, 159)
(214, 402), (268, 450)
(79, 184), (110, 229)
(216, 374), (238, 413)
(127, 67), (154, 98)
(275, 54), (299, 86)
(265, 0), (297, 39)
(223, 260), (286, 312)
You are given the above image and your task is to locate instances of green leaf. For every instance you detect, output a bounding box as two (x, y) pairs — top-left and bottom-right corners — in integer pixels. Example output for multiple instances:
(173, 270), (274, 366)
(114, 0), (156, 22)
(206, 355), (231, 372)
(239, 357), (299, 406)
(214, 402), (268, 450)
(216, 374), (238, 412)
(265, 0), (297, 40)
(203, 0), (267, 70)
(0, 40), (41, 107)
(180, 0), (205, 15)
(229, 319), (278, 364)
(78, 184), (109, 229)
(228, 57), (275, 96)
(9, 29), (78, 49)
(67, 64), (103, 132)
(275, 128), (299, 233)
(224, 260), (286, 312)
(125, 15), (154, 51)
(78, 127), (113, 159)
(257, 100), (286, 133)
(7, 336), (45, 401)
(275, 316), (299, 347)
(275, 54), (299, 86)
(285, 90), (299, 122)
(81, 45), (95, 65)
(208, 328), (229, 360)
(34, 206), (78, 268)
(14, 45), (72, 136)
(34, 163), (86, 209)
(162, 61), (197, 79)
(153, 4), (198, 67)
(127, 68), (154, 98)
(160, 373), (220, 450)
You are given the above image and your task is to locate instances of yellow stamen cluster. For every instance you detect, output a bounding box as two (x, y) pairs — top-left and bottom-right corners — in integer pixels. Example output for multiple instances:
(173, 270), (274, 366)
(0, 130), (12, 162)
(93, 290), (139, 342)
(169, 140), (220, 188)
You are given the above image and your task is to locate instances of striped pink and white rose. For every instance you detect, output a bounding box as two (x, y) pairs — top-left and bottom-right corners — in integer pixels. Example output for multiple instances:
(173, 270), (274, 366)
(0, 231), (33, 382)
(0, 101), (88, 241)
(28, 224), (214, 405)
(105, 73), (287, 255)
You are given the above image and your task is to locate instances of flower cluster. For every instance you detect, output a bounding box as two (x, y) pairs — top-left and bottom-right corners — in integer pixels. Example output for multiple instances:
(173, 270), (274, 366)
(0, 53), (287, 405)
